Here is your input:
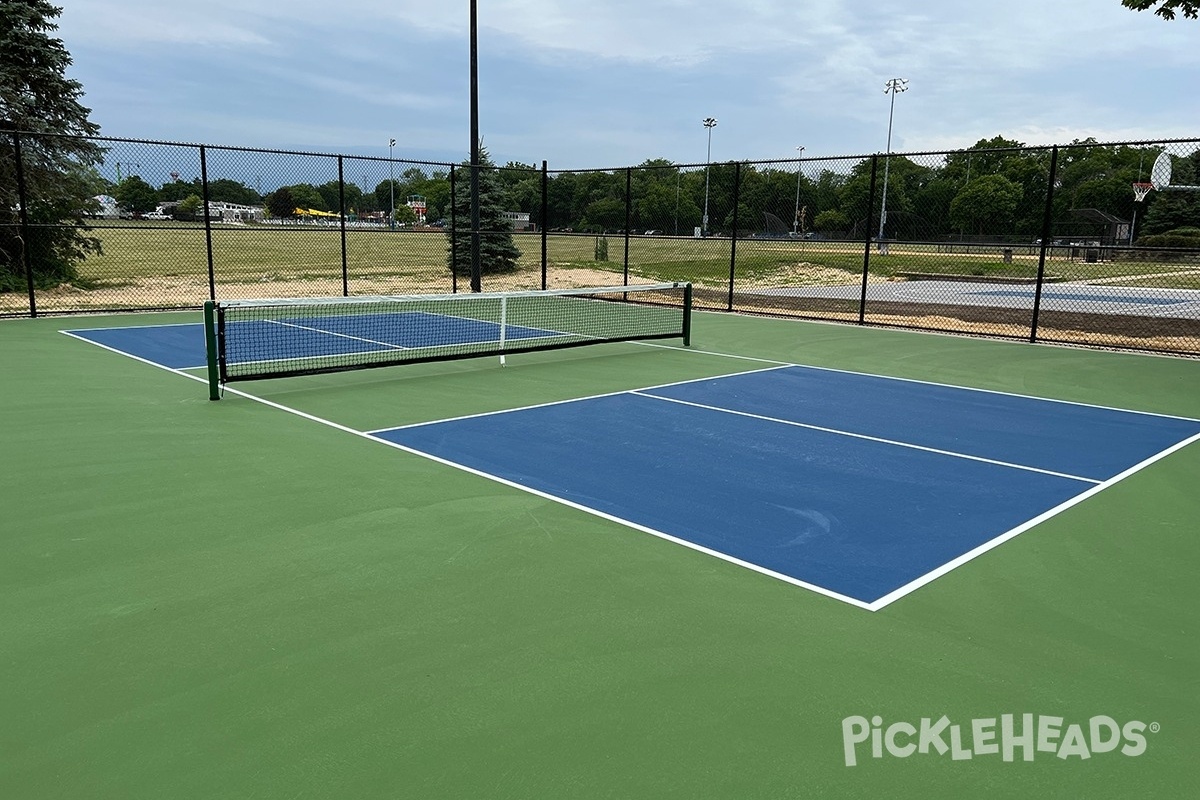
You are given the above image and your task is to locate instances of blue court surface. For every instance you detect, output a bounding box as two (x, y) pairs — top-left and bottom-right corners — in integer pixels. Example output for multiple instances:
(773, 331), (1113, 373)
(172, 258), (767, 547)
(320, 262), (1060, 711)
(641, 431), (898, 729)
(64, 322), (1200, 610)
(371, 365), (1200, 609)
(225, 312), (562, 363)
(64, 312), (562, 372)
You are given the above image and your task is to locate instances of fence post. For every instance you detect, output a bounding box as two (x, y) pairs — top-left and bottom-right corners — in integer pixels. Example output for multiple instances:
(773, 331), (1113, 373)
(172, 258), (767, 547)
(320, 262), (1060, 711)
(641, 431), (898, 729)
(1030, 145), (1059, 343)
(11, 131), (37, 317)
(337, 156), (348, 296)
(541, 160), (549, 290)
(727, 162), (742, 311)
(859, 155), (880, 324)
(623, 167), (632, 285)
(199, 145), (216, 301)
(449, 165), (458, 293)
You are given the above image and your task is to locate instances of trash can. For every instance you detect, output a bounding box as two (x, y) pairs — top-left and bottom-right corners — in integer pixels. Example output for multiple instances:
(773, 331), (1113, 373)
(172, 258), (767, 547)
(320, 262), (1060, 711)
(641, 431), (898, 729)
(1085, 248), (1099, 263)
(1002, 248), (1013, 264)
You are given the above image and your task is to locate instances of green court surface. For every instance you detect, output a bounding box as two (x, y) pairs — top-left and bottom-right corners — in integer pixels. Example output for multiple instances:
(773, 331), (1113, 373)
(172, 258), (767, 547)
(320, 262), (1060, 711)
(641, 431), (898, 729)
(3, 309), (1198, 799)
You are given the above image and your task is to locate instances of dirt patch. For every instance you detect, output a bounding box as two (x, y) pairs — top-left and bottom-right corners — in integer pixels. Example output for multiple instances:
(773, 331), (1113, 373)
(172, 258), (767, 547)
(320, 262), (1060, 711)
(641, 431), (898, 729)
(6, 265), (1197, 356)
(0, 265), (658, 315)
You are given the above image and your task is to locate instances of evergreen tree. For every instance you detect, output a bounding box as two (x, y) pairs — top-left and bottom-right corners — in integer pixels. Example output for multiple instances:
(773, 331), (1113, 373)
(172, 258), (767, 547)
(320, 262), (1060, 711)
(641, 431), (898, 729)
(0, 1), (103, 291)
(265, 187), (296, 220)
(446, 145), (521, 277)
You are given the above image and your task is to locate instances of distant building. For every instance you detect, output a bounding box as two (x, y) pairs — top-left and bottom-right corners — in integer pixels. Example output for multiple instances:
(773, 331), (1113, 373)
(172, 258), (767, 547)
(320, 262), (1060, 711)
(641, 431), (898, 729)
(502, 210), (532, 231)
(406, 194), (427, 223)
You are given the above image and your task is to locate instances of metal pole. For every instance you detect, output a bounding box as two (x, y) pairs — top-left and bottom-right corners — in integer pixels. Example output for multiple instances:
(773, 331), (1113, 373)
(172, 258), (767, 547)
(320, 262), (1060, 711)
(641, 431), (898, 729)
(199, 145), (216, 301)
(702, 117), (716, 237)
(388, 138), (395, 229)
(727, 162), (742, 312)
(878, 78), (908, 250)
(337, 156), (349, 295)
(674, 168), (680, 236)
(793, 145), (805, 235)
(11, 131), (37, 317)
(860, 155), (880, 324)
(540, 160), (549, 289)
(1030, 146), (1060, 344)
(469, 0), (482, 292)
(623, 167), (632, 285)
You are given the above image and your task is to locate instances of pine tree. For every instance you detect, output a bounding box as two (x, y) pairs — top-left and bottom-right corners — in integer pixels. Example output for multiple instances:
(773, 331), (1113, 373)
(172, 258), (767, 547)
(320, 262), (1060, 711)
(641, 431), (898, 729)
(446, 145), (522, 277)
(0, 1), (103, 292)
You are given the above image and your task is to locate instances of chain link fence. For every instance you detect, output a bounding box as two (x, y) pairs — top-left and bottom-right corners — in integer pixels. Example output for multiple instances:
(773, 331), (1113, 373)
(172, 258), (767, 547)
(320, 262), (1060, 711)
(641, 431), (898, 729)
(4, 132), (1199, 355)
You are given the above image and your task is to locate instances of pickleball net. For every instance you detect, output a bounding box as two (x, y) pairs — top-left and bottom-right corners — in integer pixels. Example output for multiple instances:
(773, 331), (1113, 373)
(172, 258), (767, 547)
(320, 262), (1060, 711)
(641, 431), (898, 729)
(204, 282), (692, 399)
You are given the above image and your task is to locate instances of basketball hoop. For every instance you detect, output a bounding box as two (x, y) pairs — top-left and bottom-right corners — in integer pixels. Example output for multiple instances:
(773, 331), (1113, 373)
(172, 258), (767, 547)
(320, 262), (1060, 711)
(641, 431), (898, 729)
(1132, 182), (1154, 203)
(1150, 151), (1200, 191)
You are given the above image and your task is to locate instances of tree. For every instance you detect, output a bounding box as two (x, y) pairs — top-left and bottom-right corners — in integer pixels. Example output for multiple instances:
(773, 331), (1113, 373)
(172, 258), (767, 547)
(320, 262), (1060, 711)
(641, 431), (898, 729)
(1, 1), (103, 291)
(264, 187), (296, 220)
(174, 194), (202, 221)
(446, 145), (522, 277)
(316, 179), (361, 215)
(284, 183), (325, 212)
(1121, 0), (1199, 19)
(813, 209), (851, 234)
(208, 178), (259, 206)
(393, 204), (417, 225)
(949, 175), (1023, 235)
(114, 175), (158, 216)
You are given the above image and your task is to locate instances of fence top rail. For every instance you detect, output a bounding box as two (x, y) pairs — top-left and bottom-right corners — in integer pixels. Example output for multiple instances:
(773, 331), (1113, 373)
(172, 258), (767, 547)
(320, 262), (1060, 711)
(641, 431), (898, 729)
(4, 129), (1198, 176)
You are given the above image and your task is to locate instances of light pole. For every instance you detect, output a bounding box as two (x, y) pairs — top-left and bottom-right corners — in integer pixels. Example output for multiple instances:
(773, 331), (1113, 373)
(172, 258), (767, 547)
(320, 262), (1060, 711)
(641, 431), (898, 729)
(792, 145), (805, 236)
(702, 117), (717, 237)
(388, 138), (396, 228)
(878, 77), (908, 250)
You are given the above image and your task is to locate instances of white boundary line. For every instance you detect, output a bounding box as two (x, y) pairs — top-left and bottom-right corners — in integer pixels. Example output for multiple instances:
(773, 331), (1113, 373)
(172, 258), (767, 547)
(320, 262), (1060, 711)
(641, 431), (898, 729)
(865, 430), (1200, 611)
(59, 326), (1200, 612)
(368, 364), (789, 434)
(59, 320), (201, 333)
(59, 330), (872, 609)
(635, 340), (1200, 423)
(264, 318), (413, 350)
(629, 391), (1101, 484)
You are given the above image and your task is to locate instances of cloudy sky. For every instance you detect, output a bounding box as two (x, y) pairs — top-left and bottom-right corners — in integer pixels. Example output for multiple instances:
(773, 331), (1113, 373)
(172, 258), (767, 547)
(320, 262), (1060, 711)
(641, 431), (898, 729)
(54, 0), (1199, 169)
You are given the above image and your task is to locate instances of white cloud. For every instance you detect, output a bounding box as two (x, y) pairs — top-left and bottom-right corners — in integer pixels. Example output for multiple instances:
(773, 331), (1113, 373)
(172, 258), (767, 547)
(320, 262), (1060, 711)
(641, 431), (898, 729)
(51, 0), (1200, 166)
(57, 1), (271, 48)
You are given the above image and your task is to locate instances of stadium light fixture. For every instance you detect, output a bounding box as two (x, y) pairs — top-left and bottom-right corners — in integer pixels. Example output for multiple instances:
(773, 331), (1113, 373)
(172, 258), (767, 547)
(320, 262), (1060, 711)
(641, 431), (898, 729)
(793, 146), (805, 236)
(878, 78), (908, 249)
(702, 117), (717, 237)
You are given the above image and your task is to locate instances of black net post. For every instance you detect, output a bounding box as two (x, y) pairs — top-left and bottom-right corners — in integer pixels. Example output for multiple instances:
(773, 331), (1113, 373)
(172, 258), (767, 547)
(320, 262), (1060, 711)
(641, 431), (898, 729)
(203, 300), (221, 400)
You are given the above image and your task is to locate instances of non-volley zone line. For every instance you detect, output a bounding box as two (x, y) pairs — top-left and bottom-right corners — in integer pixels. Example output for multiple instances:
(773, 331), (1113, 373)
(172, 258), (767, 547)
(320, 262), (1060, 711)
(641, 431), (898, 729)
(373, 366), (1200, 608)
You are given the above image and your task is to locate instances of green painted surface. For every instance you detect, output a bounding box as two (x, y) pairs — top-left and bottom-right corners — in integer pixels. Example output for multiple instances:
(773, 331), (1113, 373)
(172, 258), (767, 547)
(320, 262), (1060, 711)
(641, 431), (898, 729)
(2, 310), (1197, 799)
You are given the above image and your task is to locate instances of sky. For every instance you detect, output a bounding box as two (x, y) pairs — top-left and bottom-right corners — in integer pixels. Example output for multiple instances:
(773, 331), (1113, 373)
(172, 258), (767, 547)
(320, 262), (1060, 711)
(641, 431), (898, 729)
(52, 0), (1200, 171)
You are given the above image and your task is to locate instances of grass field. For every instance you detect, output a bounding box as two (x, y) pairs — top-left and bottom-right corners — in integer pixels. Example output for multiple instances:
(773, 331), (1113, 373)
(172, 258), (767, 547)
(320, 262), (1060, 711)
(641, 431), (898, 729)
(2, 308), (1198, 799)
(12, 222), (1200, 301)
